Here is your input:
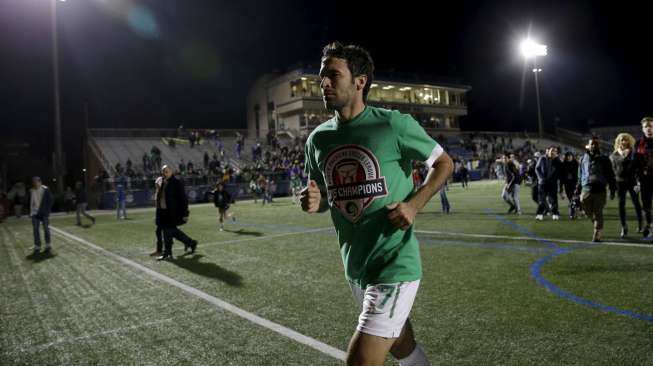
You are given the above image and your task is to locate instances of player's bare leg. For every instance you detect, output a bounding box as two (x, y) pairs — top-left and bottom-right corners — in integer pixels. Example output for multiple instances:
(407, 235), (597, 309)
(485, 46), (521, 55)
(346, 331), (395, 366)
(347, 320), (427, 366)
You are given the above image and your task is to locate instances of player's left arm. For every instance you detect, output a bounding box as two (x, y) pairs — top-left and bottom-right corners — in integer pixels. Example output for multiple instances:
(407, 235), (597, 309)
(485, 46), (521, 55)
(386, 114), (454, 230)
(387, 152), (454, 230)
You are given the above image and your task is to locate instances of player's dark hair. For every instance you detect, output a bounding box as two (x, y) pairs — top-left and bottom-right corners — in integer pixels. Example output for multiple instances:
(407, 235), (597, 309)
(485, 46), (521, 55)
(322, 42), (375, 102)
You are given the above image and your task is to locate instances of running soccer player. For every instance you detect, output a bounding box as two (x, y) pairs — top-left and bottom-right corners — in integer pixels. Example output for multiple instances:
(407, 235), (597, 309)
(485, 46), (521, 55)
(301, 42), (453, 366)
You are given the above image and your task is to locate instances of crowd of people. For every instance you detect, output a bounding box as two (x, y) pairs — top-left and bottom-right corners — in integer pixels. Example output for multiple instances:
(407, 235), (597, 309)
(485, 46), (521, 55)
(493, 116), (653, 242)
(6, 117), (653, 246)
(92, 128), (309, 205)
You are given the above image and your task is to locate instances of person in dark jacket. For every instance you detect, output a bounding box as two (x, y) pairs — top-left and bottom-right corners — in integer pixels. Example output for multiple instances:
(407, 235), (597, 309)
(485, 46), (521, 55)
(501, 153), (522, 214)
(526, 157), (539, 205)
(74, 181), (96, 226)
(459, 163), (469, 189)
(610, 133), (643, 237)
(635, 116), (653, 237)
(29, 177), (53, 254)
(535, 146), (562, 220)
(577, 137), (616, 242)
(212, 182), (236, 231)
(151, 176), (165, 257)
(156, 165), (197, 260)
(559, 152), (580, 219)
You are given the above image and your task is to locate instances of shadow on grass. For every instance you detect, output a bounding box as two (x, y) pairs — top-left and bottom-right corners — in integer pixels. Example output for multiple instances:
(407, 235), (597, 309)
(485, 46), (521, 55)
(224, 228), (264, 237)
(172, 254), (244, 286)
(25, 250), (57, 262)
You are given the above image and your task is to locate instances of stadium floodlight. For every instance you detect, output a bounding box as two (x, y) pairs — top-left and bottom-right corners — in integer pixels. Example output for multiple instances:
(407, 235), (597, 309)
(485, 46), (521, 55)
(520, 37), (547, 138)
(520, 39), (547, 59)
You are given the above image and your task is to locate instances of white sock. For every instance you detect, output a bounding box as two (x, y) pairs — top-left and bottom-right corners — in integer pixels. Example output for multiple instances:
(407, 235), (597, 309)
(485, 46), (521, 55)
(398, 344), (431, 366)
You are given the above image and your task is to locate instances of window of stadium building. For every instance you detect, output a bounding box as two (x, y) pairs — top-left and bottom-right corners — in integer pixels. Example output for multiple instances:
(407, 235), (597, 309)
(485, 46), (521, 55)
(414, 87), (441, 105)
(368, 85), (413, 104)
(301, 110), (333, 128)
(290, 78), (321, 98)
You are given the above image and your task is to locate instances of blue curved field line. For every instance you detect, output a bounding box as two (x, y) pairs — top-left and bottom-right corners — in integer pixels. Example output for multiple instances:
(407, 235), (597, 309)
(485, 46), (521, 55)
(485, 209), (653, 323)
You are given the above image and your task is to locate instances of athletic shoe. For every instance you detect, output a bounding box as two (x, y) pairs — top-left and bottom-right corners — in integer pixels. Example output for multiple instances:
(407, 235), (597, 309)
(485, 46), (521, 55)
(43, 247), (51, 254)
(592, 229), (602, 243)
(535, 214), (544, 221)
(507, 206), (516, 214)
(156, 254), (173, 261)
(643, 227), (650, 238)
(189, 240), (198, 254)
(552, 215), (559, 221)
(620, 227), (628, 239)
(149, 251), (162, 257)
(184, 242), (189, 252)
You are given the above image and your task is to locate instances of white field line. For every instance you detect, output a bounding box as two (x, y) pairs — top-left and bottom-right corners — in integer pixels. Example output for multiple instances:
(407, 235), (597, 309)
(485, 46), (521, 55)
(48, 225), (346, 361)
(415, 229), (653, 249)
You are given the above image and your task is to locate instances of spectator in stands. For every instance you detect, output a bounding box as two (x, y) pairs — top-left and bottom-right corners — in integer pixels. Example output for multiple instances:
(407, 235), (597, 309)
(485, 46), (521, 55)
(179, 159), (186, 174)
(560, 152), (580, 219)
(74, 181), (95, 226)
(126, 158), (133, 170)
(235, 139), (242, 159)
(63, 186), (75, 214)
(535, 146), (562, 221)
(636, 117), (653, 237)
(203, 152), (210, 169)
(253, 142), (262, 161)
(150, 146), (161, 169)
(29, 177), (53, 254)
(187, 161), (194, 174)
(143, 153), (150, 172)
(115, 174), (127, 220)
(577, 137), (616, 242)
(156, 165), (197, 260)
(189, 131), (196, 148)
(610, 133), (643, 238)
(115, 162), (123, 175)
(500, 153), (521, 214)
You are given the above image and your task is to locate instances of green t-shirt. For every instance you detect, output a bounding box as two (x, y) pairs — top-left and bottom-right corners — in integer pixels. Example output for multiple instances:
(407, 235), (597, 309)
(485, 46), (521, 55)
(304, 106), (442, 287)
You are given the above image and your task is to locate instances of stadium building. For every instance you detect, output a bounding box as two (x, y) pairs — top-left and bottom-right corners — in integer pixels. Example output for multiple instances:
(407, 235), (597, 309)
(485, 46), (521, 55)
(246, 68), (471, 139)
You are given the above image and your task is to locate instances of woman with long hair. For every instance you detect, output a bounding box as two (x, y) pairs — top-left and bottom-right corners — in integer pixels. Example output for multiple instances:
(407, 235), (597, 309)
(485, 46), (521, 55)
(610, 132), (643, 237)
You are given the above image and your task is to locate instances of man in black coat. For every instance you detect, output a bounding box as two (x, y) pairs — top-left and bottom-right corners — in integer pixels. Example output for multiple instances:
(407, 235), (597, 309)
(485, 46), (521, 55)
(156, 165), (197, 260)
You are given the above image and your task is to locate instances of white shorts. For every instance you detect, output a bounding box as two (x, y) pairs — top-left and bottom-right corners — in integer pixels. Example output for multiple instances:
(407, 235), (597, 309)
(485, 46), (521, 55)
(349, 280), (420, 338)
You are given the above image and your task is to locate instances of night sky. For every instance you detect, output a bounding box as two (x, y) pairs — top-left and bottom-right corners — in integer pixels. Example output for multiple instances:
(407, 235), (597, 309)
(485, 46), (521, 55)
(1, 0), (652, 170)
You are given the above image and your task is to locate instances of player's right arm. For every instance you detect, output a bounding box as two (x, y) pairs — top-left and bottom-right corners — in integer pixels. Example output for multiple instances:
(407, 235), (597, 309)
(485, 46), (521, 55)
(300, 180), (329, 213)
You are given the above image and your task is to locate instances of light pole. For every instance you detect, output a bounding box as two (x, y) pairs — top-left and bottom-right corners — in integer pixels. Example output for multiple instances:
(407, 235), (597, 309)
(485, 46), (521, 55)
(51, 0), (65, 194)
(520, 38), (548, 138)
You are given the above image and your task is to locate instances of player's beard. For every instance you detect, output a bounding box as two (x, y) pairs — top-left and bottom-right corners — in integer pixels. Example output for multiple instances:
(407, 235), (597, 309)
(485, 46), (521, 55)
(323, 86), (355, 111)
